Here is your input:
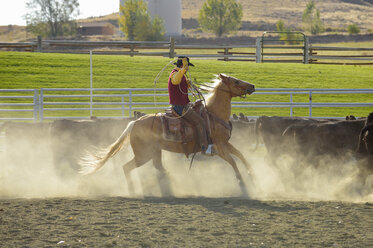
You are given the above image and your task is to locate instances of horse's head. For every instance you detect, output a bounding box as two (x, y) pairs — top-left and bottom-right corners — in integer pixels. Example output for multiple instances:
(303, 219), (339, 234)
(219, 73), (255, 97)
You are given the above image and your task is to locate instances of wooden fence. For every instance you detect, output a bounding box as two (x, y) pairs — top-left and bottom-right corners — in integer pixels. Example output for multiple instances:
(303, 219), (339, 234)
(1, 35), (372, 65)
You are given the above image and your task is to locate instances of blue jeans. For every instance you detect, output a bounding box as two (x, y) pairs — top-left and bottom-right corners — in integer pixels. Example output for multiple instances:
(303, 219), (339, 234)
(172, 105), (185, 116)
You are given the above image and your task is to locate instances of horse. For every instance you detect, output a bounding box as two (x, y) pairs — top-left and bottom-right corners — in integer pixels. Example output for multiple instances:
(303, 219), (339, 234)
(79, 73), (256, 196)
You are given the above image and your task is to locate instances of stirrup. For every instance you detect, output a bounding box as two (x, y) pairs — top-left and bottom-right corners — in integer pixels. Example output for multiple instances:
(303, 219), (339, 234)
(204, 144), (216, 156)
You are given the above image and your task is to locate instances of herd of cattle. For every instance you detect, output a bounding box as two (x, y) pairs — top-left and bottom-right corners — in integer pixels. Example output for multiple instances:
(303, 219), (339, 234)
(233, 112), (373, 186)
(1, 111), (372, 187)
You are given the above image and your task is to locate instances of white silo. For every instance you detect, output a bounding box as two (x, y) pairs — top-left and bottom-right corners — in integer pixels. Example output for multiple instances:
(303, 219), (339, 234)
(119, 0), (182, 37)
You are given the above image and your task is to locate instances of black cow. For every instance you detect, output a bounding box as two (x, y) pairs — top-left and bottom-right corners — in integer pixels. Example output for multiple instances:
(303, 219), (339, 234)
(254, 116), (336, 165)
(1, 122), (51, 166)
(50, 118), (134, 177)
(355, 113), (373, 185)
(282, 119), (366, 162)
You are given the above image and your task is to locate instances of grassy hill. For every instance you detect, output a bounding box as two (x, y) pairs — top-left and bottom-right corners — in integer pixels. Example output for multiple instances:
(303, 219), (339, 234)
(182, 0), (373, 32)
(1, 0), (372, 42)
(0, 51), (372, 117)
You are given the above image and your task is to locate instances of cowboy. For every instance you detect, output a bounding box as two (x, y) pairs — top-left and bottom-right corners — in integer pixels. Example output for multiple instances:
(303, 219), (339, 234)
(168, 56), (215, 155)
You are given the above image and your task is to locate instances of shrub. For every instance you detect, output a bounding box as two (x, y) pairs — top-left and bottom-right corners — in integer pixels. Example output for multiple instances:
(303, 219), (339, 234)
(347, 24), (360, 35)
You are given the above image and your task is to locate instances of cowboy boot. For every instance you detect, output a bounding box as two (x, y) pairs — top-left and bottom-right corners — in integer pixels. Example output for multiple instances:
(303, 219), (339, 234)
(204, 144), (216, 156)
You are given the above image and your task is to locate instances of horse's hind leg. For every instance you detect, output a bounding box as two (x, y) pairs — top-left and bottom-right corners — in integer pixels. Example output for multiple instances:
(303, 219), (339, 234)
(122, 155), (151, 196)
(217, 145), (248, 196)
(152, 149), (173, 196)
(122, 158), (138, 196)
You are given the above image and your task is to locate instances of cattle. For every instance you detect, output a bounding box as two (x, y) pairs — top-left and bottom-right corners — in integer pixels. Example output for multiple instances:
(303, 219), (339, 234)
(50, 118), (134, 177)
(282, 119), (366, 162)
(1, 119), (136, 178)
(345, 115), (357, 120)
(1, 121), (51, 165)
(230, 118), (256, 146)
(354, 113), (373, 185)
(253, 116), (337, 166)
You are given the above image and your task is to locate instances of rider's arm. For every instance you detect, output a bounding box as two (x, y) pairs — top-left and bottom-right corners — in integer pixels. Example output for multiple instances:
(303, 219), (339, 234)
(170, 57), (189, 85)
(170, 68), (187, 85)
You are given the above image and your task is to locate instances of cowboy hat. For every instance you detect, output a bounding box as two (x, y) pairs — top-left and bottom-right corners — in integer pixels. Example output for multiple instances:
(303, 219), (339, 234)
(174, 56), (194, 67)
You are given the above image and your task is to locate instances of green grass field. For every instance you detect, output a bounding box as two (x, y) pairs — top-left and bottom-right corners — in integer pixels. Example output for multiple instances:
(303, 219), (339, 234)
(0, 51), (372, 119)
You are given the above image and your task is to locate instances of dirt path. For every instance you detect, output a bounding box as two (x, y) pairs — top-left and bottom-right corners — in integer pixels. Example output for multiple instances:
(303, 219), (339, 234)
(0, 197), (372, 247)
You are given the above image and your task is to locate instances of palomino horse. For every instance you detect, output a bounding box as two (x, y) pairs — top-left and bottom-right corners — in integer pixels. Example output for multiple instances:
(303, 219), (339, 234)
(80, 73), (256, 195)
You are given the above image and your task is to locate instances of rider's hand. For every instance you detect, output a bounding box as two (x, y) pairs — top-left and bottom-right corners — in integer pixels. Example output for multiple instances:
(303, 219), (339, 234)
(182, 57), (189, 70)
(186, 78), (191, 88)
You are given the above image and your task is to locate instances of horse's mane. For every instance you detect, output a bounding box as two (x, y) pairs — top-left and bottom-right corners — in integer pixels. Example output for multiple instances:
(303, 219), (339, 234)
(199, 75), (222, 104)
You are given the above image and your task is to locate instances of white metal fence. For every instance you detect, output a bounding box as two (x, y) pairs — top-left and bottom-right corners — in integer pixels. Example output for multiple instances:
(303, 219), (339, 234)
(0, 89), (39, 121)
(0, 88), (372, 122)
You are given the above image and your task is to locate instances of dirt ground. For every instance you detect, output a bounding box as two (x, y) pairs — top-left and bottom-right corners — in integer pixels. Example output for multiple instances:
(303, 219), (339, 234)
(0, 197), (372, 247)
(0, 126), (373, 247)
(1, 156), (373, 247)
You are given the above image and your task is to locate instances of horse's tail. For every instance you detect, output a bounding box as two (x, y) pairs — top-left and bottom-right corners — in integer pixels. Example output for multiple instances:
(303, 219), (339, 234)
(79, 120), (136, 175)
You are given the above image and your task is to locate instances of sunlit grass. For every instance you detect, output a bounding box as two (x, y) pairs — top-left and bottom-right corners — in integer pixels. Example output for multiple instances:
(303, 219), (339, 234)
(0, 51), (372, 119)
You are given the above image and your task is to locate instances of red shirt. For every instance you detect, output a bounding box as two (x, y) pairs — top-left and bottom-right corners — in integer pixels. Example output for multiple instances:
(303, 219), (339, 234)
(168, 69), (190, 105)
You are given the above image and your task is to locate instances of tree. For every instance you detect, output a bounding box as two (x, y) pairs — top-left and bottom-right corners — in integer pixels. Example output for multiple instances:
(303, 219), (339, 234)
(25, 0), (79, 38)
(347, 24), (360, 35)
(276, 19), (303, 45)
(119, 0), (165, 41)
(198, 0), (243, 37)
(302, 0), (324, 35)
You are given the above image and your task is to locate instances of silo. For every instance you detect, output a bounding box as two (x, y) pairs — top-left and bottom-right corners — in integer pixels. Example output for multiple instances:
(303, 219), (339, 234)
(119, 0), (182, 37)
(147, 0), (182, 37)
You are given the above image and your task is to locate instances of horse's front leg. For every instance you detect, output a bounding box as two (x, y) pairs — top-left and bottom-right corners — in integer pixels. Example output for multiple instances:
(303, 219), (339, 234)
(226, 142), (255, 176)
(226, 142), (258, 193)
(217, 144), (248, 196)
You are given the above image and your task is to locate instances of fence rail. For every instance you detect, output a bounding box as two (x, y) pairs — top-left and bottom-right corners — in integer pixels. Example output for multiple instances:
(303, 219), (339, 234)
(0, 88), (372, 122)
(1, 34), (372, 64)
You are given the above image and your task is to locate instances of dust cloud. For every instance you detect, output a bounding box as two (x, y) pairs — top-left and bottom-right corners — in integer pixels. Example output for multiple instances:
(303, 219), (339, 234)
(0, 127), (372, 202)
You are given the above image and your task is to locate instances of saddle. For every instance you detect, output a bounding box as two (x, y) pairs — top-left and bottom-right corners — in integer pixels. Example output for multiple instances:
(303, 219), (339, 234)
(160, 101), (206, 154)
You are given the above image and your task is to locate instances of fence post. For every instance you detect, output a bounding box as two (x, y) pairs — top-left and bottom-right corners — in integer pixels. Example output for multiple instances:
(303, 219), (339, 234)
(37, 35), (42, 53)
(90, 50), (93, 117)
(304, 36), (309, 64)
(224, 47), (229, 61)
(256, 37), (262, 63)
(290, 93), (293, 116)
(309, 45), (313, 64)
(39, 88), (44, 122)
(169, 37), (175, 58)
(33, 89), (38, 122)
(129, 90), (132, 118)
(121, 96), (125, 117)
(309, 90), (313, 117)
(130, 44), (134, 57)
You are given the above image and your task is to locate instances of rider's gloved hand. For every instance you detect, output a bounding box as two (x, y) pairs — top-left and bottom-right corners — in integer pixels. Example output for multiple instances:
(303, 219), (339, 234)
(186, 78), (191, 88)
(182, 57), (189, 70)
